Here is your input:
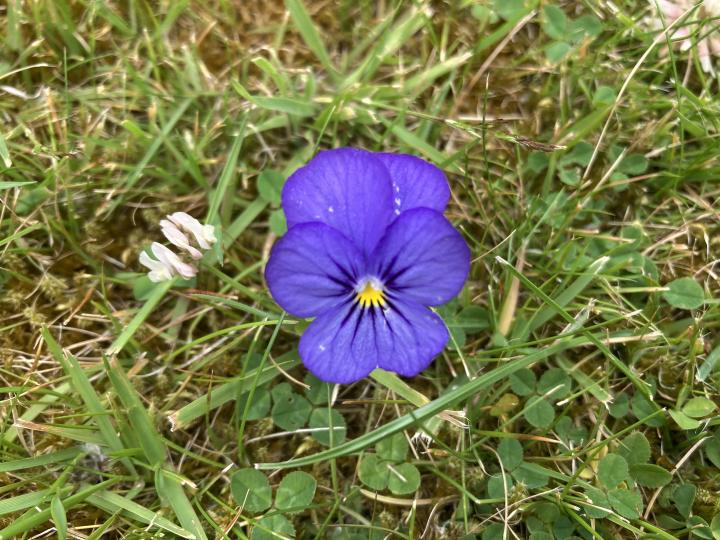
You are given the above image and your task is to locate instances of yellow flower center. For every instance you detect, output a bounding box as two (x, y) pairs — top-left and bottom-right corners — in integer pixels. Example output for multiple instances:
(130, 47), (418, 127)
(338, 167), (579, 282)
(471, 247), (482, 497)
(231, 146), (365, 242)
(356, 281), (386, 308)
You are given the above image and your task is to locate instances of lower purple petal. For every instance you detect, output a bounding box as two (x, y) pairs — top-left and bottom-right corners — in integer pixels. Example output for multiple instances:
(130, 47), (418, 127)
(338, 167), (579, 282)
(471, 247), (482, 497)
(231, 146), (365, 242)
(298, 295), (448, 384)
(299, 301), (379, 384)
(375, 295), (448, 377)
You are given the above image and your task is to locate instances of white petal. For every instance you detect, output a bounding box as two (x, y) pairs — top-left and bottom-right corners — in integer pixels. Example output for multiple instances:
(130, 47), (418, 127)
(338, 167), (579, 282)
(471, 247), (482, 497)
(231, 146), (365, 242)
(151, 242), (197, 279)
(161, 220), (203, 259)
(140, 251), (173, 281)
(168, 212), (216, 250)
(148, 268), (172, 282)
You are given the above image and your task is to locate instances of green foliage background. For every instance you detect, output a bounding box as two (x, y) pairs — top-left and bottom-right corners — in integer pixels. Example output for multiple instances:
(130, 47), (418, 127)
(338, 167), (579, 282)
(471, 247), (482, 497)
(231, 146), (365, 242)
(1, 0), (720, 538)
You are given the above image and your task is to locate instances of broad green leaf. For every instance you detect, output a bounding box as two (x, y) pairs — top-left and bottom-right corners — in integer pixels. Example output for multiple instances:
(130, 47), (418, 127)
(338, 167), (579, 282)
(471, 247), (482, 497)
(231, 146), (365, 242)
(558, 167), (580, 186)
(510, 368), (536, 396)
(236, 388), (271, 421)
(527, 151), (550, 173)
(608, 391), (630, 418)
(230, 469), (272, 513)
(616, 432), (651, 466)
(608, 488), (643, 519)
(593, 86), (617, 106)
(494, 0), (527, 21)
(269, 209), (287, 235)
(542, 5), (568, 40)
(631, 393), (665, 427)
(617, 153), (648, 175)
(487, 473), (512, 498)
(597, 454), (629, 488)
(583, 487), (611, 518)
(304, 373), (331, 405)
(257, 170), (285, 206)
(497, 438), (523, 471)
(512, 463), (550, 489)
(555, 416), (588, 445)
(569, 14), (603, 41)
(629, 464), (672, 487)
(482, 522), (506, 540)
(387, 463), (421, 495)
(682, 396), (716, 418)
(705, 433), (720, 469)
(376, 433), (408, 463)
(275, 471), (317, 512)
(537, 368), (572, 399)
(252, 514), (295, 540)
(663, 277), (705, 310)
(560, 142), (594, 167)
(524, 397), (555, 429)
(308, 408), (347, 446)
(271, 383), (312, 431)
(545, 41), (571, 63)
(710, 513), (720, 540)
(358, 454), (390, 490)
(672, 484), (696, 519)
(669, 409), (701, 430)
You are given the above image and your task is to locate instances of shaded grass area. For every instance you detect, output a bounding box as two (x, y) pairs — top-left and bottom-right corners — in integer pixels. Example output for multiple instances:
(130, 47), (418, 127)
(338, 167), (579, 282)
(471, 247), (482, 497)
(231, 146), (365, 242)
(1, 0), (720, 538)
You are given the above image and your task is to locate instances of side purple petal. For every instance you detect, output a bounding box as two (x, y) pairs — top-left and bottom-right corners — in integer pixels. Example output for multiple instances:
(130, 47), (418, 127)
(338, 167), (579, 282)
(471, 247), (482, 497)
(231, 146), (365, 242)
(371, 208), (470, 306)
(282, 148), (395, 255)
(265, 222), (365, 318)
(375, 152), (450, 215)
(298, 301), (379, 384)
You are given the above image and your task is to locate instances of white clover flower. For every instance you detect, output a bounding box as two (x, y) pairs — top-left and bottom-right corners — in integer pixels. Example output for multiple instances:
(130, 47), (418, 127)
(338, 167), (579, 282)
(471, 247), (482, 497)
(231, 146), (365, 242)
(167, 212), (217, 250)
(140, 242), (197, 282)
(651, 0), (720, 74)
(138, 212), (217, 283)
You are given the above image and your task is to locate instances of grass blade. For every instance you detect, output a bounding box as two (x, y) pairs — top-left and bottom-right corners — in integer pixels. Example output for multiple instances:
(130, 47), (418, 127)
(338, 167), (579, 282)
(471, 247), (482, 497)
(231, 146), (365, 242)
(87, 490), (195, 538)
(285, 0), (337, 77)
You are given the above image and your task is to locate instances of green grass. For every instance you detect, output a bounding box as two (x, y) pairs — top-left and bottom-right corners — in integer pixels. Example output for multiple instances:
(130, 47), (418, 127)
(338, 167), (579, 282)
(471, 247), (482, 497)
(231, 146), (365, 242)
(1, 1), (720, 538)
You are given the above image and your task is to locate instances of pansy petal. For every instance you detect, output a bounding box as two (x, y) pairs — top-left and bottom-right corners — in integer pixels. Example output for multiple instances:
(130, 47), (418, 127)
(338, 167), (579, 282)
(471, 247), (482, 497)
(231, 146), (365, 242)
(371, 208), (470, 306)
(265, 222), (365, 318)
(376, 295), (448, 377)
(299, 301), (378, 384)
(282, 148), (394, 255)
(376, 153), (451, 215)
(299, 295), (448, 383)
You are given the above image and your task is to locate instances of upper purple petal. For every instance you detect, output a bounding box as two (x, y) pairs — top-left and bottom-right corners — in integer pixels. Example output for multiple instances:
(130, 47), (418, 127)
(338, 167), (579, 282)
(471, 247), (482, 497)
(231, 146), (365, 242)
(371, 208), (470, 306)
(265, 222), (364, 318)
(375, 153), (450, 215)
(282, 148), (395, 256)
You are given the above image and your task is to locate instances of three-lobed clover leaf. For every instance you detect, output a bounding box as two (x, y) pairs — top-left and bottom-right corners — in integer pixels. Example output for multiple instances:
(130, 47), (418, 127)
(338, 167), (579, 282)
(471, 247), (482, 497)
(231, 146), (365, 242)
(358, 433), (421, 495)
(269, 379), (347, 446)
(232, 469), (317, 539)
(231, 469), (273, 514)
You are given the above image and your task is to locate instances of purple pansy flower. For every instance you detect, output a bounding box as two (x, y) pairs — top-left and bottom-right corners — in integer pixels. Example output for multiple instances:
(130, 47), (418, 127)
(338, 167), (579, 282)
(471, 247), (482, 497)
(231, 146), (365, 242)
(265, 148), (470, 384)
